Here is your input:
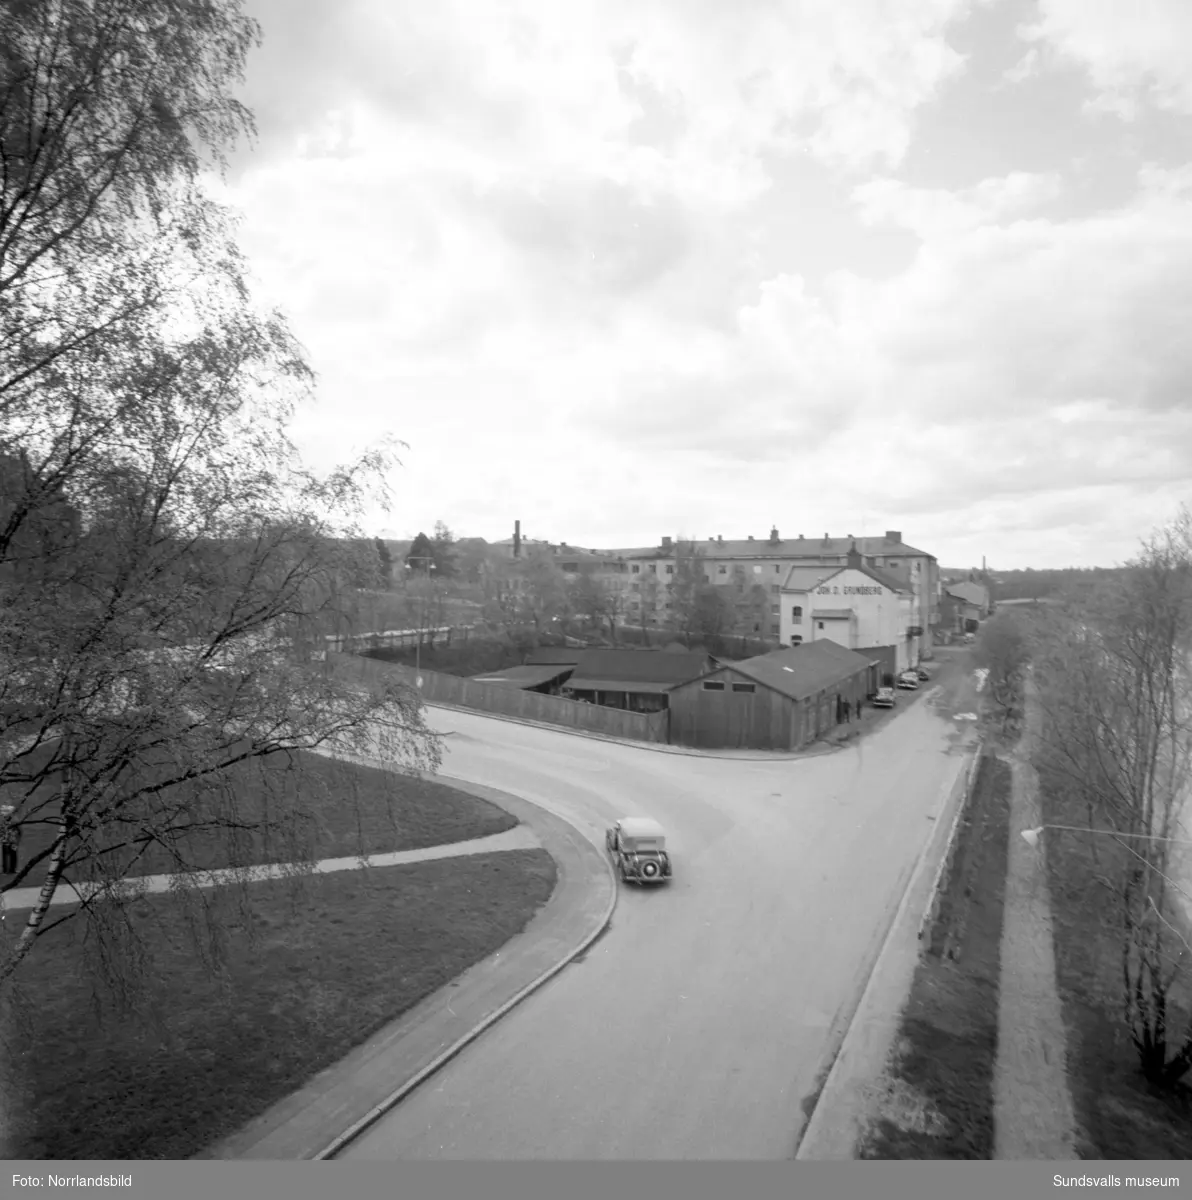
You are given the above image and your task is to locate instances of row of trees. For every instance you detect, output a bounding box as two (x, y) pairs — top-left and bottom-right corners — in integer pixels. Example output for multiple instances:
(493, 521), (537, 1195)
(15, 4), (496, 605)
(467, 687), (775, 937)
(978, 507), (1192, 1088)
(0, 0), (439, 991)
(472, 540), (767, 648)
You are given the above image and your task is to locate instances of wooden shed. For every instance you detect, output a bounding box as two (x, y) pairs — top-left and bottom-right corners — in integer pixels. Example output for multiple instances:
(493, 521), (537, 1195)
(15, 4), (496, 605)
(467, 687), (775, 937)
(666, 641), (879, 751)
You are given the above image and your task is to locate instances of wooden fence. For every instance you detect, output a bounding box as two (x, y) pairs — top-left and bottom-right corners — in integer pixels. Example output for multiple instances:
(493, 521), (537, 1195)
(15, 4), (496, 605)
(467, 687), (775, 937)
(327, 652), (670, 744)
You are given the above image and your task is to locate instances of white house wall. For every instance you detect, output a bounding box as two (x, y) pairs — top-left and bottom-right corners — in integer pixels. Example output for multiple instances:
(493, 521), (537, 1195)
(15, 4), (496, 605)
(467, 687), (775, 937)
(780, 568), (911, 672)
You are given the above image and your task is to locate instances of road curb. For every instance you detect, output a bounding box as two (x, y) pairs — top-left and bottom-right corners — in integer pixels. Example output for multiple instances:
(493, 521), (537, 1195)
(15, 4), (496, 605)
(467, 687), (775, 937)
(794, 741), (979, 1160)
(312, 779), (619, 1160)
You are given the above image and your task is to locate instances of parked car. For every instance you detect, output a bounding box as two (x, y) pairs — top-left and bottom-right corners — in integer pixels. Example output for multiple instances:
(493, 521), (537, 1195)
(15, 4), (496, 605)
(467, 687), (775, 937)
(606, 817), (672, 885)
(897, 670), (919, 690)
(872, 687), (896, 708)
(915, 666), (930, 681)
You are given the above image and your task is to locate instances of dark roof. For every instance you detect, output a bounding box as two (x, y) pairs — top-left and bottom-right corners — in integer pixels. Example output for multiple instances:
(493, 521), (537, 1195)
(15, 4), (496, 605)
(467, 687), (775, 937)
(524, 646), (584, 665)
(689, 641), (873, 703)
(564, 678), (675, 695)
(470, 664), (573, 689)
(783, 562), (909, 595)
(615, 535), (934, 560)
(781, 565), (840, 593)
(568, 648), (711, 687)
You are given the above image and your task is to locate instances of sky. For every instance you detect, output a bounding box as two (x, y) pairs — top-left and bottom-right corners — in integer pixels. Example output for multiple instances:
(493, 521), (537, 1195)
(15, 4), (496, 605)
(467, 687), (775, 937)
(213, 0), (1192, 570)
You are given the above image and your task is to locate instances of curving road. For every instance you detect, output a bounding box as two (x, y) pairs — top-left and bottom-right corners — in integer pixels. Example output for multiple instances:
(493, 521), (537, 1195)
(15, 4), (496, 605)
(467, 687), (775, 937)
(342, 654), (980, 1160)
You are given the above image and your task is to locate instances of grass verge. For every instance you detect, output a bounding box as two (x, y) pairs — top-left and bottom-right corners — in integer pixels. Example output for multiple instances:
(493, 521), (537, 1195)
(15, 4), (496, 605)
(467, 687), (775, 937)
(5, 749), (518, 879)
(2, 849), (557, 1159)
(1036, 756), (1192, 1158)
(858, 753), (1012, 1158)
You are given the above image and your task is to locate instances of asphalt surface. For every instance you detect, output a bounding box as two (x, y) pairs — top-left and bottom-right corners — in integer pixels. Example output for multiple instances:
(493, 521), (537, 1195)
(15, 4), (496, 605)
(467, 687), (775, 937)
(340, 653), (978, 1160)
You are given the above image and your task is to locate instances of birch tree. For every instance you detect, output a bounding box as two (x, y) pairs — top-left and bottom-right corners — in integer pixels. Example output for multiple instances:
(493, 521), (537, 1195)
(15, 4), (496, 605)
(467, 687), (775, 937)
(0, 0), (441, 994)
(1033, 507), (1192, 1086)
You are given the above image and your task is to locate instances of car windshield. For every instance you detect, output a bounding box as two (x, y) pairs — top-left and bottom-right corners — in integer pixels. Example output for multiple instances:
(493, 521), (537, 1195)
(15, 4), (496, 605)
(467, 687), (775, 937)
(625, 839), (663, 851)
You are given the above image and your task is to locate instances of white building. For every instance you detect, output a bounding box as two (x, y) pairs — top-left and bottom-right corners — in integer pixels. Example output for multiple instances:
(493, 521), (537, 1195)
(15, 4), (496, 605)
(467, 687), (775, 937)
(779, 546), (916, 673)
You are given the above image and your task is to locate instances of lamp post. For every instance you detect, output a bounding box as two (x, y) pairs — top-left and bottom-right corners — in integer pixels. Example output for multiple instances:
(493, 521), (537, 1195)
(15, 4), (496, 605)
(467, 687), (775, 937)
(404, 554), (437, 679)
(1020, 825), (1192, 849)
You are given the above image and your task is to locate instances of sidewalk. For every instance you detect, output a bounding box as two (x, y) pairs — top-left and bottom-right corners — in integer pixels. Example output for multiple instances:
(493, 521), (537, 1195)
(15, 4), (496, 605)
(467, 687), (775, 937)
(198, 772), (616, 1160)
(0, 825), (542, 913)
(991, 675), (1078, 1159)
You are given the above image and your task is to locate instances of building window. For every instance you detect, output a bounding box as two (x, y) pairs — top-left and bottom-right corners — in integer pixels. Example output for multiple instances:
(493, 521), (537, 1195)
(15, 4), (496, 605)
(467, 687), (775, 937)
(774, 565), (781, 573)
(752, 565), (762, 574)
(770, 604), (779, 615)
(731, 683), (756, 694)
(631, 564), (640, 574)
(791, 606), (803, 623)
(702, 681), (725, 691)
(718, 565), (727, 575)
(818, 621), (824, 630)
(649, 564), (657, 573)
(665, 565), (674, 575)
(770, 584), (780, 595)
(791, 635), (803, 645)
(888, 560), (899, 568)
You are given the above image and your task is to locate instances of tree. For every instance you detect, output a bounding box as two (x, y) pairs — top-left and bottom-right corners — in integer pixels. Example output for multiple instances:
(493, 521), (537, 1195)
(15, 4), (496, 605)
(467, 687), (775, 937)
(405, 531), (436, 574)
(669, 540), (706, 647)
(431, 520), (458, 579)
(374, 537), (393, 585)
(973, 609), (1030, 736)
(692, 586), (734, 644)
(1033, 506), (1192, 1087)
(517, 551), (569, 645)
(0, 0), (440, 994)
(569, 570), (610, 633)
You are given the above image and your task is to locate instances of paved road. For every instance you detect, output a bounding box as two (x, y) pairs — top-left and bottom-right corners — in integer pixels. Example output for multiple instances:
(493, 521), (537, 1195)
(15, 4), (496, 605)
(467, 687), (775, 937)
(343, 654), (978, 1160)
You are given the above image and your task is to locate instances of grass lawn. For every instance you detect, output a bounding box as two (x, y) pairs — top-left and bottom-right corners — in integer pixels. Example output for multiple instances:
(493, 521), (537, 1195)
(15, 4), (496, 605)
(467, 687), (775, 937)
(1036, 756), (1192, 1158)
(4, 748), (518, 880)
(858, 753), (1013, 1159)
(1, 849), (557, 1159)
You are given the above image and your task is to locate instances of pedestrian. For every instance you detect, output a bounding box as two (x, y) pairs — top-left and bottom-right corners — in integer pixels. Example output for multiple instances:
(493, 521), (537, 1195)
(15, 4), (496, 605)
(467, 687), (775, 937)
(0, 804), (19, 875)
(843, 699), (851, 723)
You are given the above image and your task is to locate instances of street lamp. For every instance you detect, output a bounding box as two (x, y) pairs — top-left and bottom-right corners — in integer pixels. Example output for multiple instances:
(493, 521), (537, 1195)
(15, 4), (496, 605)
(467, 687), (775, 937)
(404, 554), (437, 679)
(1021, 825), (1192, 849)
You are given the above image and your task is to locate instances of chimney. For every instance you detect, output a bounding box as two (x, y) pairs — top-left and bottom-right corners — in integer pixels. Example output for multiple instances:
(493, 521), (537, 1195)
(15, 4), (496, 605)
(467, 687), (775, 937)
(769, 526), (780, 544)
(798, 533), (804, 540)
(847, 540), (862, 569)
(822, 532), (830, 547)
(885, 530), (901, 544)
(661, 536), (672, 550)
(748, 535), (754, 541)
(717, 535), (723, 543)
(513, 520), (521, 558)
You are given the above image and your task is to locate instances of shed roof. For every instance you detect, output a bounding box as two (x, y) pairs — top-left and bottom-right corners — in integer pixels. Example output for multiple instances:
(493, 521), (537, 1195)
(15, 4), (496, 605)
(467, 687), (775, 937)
(470, 664), (573, 689)
(564, 678), (673, 695)
(688, 641), (873, 703)
(523, 646), (585, 665)
(569, 648), (710, 686)
(945, 581), (988, 606)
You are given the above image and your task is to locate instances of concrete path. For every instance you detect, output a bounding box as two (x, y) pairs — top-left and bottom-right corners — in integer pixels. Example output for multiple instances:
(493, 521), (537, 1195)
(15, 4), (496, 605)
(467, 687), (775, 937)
(992, 675), (1079, 1159)
(0, 826), (542, 913)
(201, 774), (615, 1160)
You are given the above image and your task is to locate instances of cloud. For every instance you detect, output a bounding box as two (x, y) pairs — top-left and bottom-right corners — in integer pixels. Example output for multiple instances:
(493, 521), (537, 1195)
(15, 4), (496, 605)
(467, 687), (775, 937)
(851, 171), (1064, 237)
(1019, 0), (1192, 118)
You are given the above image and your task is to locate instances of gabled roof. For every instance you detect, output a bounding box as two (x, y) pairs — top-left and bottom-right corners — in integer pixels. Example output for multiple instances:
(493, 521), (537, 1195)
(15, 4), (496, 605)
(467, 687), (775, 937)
(782, 562), (909, 595)
(683, 641), (873, 703)
(781, 565), (841, 593)
(470, 664), (574, 689)
(945, 581), (989, 606)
